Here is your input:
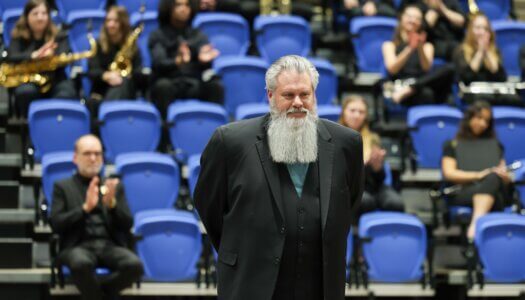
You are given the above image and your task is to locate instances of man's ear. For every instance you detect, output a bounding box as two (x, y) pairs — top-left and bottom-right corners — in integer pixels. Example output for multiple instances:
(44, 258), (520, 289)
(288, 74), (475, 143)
(267, 90), (273, 103)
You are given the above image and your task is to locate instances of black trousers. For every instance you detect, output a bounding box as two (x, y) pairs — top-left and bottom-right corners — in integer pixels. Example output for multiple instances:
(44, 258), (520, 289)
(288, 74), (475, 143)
(151, 76), (224, 118)
(13, 79), (77, 118)
(58, 239), (143, 300)
(450, 173), (511, 211)
(87, 78), (138, 118)
(402, 63), (456, 106)
(360, 185), (405, 215)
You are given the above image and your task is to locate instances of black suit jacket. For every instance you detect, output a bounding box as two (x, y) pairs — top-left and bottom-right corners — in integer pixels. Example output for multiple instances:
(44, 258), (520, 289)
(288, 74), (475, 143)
(194, 115), (364, 300)
(49, 174), (133, 251)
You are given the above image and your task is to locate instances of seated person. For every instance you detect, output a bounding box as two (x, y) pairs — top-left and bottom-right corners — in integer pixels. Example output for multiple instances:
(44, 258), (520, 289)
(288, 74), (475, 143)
(453, 13), (506, 85)
(382, 5), (454, 106)
(520, 44), (525, 81)
(87, 6), (143, 115)
(339, 95), (405, 214)
(49, 135), (143, 300)
(441, 101), (513, 239)
(341, 0), (397, 18)
(148, 0), (223, 117)
(6, 0), (77, 118)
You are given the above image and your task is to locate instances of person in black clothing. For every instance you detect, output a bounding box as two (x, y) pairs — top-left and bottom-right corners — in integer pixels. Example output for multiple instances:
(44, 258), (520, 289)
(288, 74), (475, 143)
(341, 0), (398, 18)
(50, 134), (143, 300)
(149, 0), (223, 117)
(382, 5), (454, 106)
(339, 95), (404, 214)
(6, 0), (76, 118)
(441, 101), (512, 239)
(520, 44), (525, 81)
(87, 6), (143, 116)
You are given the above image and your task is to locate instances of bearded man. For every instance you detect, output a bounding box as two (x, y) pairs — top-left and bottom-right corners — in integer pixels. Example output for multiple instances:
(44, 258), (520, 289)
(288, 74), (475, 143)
(194, 55), (364, 300)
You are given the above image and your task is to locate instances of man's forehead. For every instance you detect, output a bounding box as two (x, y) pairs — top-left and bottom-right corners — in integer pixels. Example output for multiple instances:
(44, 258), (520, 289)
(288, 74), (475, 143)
(276, 70), (312, 88)
(77, 137), (102, 152)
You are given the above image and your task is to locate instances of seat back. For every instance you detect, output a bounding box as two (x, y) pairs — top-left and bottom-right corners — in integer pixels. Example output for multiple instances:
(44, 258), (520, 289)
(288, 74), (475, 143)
(42, 152), (76, 213)
(134, 209), (202, 281)
(309, 57), (338, 105)
(168, 100), (228, 162)
(187, 154), (200, 198)
(29, 100), (90, 161)
(116, 0), (160, 15)
(254, 15), (311, 63)
(116, 153), (179, 215)
(213, 56), (268, 115)
(493, 106), (525, 163)
(55, 0), (106, 23)
(1, 8), (22, 47)
(99, 101), (161, 162)
(407, 105), (462, 169)
(0, 0), (23, 15)
(193, 12), (250, 57)
(317, 105), (341, 122)
(350, 17), (397, 73)
(476, 0), (511, 20)
(475, 213), (525, 282)
(130, 11), (158, 69)
(492, 21), (525, 77)
(235, 103), (269, 121)
(359, 212), (427, 282)
(515, 160), (525, 208)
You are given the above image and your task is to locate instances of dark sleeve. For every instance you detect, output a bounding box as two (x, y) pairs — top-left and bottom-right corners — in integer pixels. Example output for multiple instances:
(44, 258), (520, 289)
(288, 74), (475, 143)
(453, 47), (476, 84)
(108, 183), (133, 232)
(442, 140), (455, 158)
(192, 29), (212, 68)
(375, 0), (397, 17)
(520, 45), (525, 80)
(149, 30), (178, 74)
(194, 127), (228, 250)
(349, 134), (365, 227)
(364, 163), (386, 193)
(88, 41), (105, 87)
(6, 38), (33, 62)
(132, 44), (143, 75)
(49, 182), (86, 234)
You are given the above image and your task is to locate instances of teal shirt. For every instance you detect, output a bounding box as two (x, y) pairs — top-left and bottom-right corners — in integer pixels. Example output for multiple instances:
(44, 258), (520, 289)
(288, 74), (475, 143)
(286, 163), (310, 197)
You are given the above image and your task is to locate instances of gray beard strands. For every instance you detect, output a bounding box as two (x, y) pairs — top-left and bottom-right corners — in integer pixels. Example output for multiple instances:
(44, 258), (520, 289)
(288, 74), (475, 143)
(268, 107), (319, 164)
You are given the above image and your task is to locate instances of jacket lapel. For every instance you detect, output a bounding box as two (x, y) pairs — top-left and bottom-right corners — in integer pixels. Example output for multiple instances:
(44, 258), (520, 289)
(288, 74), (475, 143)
(317, 121), (334, 234)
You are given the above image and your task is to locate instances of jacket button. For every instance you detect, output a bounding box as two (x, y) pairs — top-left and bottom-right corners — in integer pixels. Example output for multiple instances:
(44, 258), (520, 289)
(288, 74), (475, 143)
(274, 257), (280, 265)
(280, 226), (285, 234)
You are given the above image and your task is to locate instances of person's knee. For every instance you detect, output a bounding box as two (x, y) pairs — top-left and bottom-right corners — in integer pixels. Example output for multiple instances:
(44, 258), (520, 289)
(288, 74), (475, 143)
(359, 192), (378, 214)
(68, 258), (96, 274)
(380, 187), (405, 212)
(119, 257), (144, 279)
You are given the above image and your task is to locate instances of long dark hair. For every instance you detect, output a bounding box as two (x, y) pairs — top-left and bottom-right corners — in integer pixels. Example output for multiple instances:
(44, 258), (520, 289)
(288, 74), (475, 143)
(11, 0), (58, 41)
(456, 101), (495, 139)
(99, 6), (132, 53)
(157, 0), (196, 28)
(393, 5), (425, 46)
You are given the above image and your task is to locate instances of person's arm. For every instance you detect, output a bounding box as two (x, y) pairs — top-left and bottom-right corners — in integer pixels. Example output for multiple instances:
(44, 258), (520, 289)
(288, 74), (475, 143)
(108, 184), (134, 232)
(438, 0), (465, 28)
(6, 38), (33, 62)
(49, 183), (86, 234)
(87, 42), (106, 86)
(418, 42), (434, 72)
(483, 50), (501, 74)
(194, 128), (228, 250)
(383, 41), (414, 76)
(442, 156), (490, 184)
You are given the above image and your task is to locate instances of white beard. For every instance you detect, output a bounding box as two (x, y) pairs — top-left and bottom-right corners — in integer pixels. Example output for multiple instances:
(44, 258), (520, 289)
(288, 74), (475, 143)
(267, 105), (318, 164)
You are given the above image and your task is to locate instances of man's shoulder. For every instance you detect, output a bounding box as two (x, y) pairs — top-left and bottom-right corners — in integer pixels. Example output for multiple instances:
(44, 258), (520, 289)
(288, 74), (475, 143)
(319, 119), (361, 141)
(217, 115), (267, 141)
(54, 176), (76, 189)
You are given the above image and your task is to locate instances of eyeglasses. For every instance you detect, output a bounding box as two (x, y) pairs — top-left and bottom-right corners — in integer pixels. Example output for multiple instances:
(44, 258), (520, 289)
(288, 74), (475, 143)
(80, 151), (103, 157)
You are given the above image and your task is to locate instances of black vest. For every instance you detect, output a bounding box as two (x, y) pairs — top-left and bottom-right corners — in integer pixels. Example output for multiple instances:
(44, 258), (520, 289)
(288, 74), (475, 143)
(272, 162), (323, 300)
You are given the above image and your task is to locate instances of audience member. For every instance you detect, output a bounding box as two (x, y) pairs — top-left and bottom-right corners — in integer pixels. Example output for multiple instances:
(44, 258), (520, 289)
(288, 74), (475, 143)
(149, 0), (223, 117)
(339, 95), (404, 214)
(50, 135), (143, 300)
(441, 101), (513, 239)
(341, 0), (397, 18)
(6, 0), (77, 118)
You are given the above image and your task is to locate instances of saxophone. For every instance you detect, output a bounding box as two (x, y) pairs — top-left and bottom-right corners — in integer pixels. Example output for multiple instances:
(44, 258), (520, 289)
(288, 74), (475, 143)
(0, 35), (97, 93)
(467, 0), (480, 15)
(108, 23), (143, 78)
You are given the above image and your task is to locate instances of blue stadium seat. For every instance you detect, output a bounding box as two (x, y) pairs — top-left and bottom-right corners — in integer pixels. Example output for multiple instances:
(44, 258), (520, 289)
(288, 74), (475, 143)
(0, 0), (23, 15)
(475, 213), (525, 282)
(474, 0), (511, 21)
(351, 17), (397, 73)
(1, 8), (22, 47)
(492, 21), (525, 77)
(254, 15), (311, 63)
(167, 100), (228, 163)
(115, 152), (180, 216)
(192, 12), (250, 57)
(407, 105), (462, 169)
(493, 106), (525, 163)
(98, 101), (161, 163)
(515, 160), (525, 208)
(41, 151), (76, 213)
(359, 212), (427, 282)
(213, 56), (268, 115)
(55, 0), (106, 24)
(116, 0), (159, 15)
(134, 209), (202, 281)
(235, 103), (270, 121)
(187, 154), (200, 198)
(346, 230), (353, 277)
(309, 57), (338, 105)
(28, 100), (90, 162)
(317, 104), (341, 122)
(130, 11), (158, 69)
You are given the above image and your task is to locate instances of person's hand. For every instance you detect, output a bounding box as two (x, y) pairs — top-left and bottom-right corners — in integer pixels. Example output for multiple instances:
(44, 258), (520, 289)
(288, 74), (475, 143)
(362, 1), (377, 16)
(103, 71), (123, 86)
(368, 146), (386, 171)
(477, 31), (490, 52)
(175, 42), (191, 65)
(408, 31), (427, 49)
(426, 0), (440, 10)
(491, 166), (511, 183)
(31, 40), (57, 59)
(344, 0), (359, 9)
(83, 176), (99, 213)
(101, 178), (119, 209)
(200, 0), (217, 10)
(198, 44), (220, 63)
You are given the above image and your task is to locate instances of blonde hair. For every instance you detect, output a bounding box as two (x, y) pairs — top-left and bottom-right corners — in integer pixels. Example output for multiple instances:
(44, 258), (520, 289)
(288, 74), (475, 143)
(339, 95), (380, 162)
(461, 13), (501, 65)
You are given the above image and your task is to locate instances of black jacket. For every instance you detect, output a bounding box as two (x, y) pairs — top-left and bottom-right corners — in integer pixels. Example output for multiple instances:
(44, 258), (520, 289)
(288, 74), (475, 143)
(194, 115), (364, 300)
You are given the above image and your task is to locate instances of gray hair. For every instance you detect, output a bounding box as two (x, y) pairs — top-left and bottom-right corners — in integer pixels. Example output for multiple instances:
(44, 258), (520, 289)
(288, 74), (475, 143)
(265, 55), (319, 93)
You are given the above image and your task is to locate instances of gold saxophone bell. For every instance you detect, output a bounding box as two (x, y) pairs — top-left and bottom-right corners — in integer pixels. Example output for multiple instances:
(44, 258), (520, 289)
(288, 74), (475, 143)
(467, 0), (480, 15)
(109, 24), (143, 78)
